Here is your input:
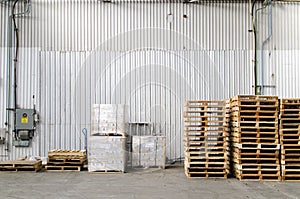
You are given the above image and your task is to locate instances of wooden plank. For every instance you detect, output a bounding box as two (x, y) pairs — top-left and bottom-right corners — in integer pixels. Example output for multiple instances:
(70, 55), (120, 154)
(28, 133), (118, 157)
(45, 165), (82, 172)
(89, 170), (125, 174)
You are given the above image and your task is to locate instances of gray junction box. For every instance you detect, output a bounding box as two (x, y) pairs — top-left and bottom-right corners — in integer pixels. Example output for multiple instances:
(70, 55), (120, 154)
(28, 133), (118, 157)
(13, 109), (35, 147)
(15, 109), (35, 131)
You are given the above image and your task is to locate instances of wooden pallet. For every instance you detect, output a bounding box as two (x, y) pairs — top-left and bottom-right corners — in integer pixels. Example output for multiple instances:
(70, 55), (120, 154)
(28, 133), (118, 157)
(281, 98), (300, 104)
(231, 112), (278, 118)
(280, 140), (300, 145)
(0, 160), (42, 172)
(281, 159), (300, 165)
(231, 95), (278, 102)
(232, 146), (280, 153)
(186, 157), (228, 163)
(281, 166), (300, 181)
(185, 161), (228, 168)
(233, 153), (279, 160)
(281, 176), (300, 181)
(232, 131), (278, 139)
(185, 135), (226, 140)
(185, 141), (226, 147)
(232, 121), (278, 127)
(48, 158), (85, 165)
(232, 143), (280, 149)
(235, 169), (280, 176)
(280, 113), (300, 119)
(233, 157), (279, 164)
(231, 115), (278, 120)
(234, 163), (279, 170)
(236, 174), (281, 181)
(186, 152), (227, 158)
(45, 165), (82, 171)
(231, 137), (279, 144)
(89, 170), (125, 174)
(185, 145), (226, 151)
(48, 150), (86, 159)
(185, 171), (228, 178)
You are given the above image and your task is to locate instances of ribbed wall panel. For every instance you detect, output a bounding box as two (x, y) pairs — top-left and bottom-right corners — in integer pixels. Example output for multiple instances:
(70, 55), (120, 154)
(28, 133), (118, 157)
(37, 49), (253, 161)
(0, 47), (254, 161)
(0, 1), (259, 51)
(0, 1), (300, 161)
(276, 50), (300, 98)
(0, 48), (40, 160)
(1, 1), (299, 51)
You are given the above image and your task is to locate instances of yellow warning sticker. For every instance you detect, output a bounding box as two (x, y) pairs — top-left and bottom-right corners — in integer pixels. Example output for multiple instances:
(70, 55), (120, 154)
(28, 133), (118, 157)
(21, 117), (28, 123)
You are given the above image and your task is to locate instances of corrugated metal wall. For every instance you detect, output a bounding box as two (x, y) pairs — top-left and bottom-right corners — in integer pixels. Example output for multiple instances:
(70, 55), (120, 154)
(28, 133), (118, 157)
(1, 0), (253, 51)
(0, 1), (300, 161)
(38, 49), (253, 161)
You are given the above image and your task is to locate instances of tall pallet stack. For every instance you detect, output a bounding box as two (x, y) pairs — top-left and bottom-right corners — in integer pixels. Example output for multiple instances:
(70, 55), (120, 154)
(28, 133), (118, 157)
(280, 98), (300, 181)
(230, 95), (280, 181)
(184, 100), (229, 178)
(89, 104), (128, 173)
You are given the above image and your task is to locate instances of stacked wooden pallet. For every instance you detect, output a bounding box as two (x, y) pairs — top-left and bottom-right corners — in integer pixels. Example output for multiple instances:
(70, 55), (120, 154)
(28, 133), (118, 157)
(225, 99), (233, 176)
(0, 160), (42, 172)
(230, 95), (280, 181)
(45, 150), (86, 172)
(280, 98), (300, 181)
(184, 100), (229, 178)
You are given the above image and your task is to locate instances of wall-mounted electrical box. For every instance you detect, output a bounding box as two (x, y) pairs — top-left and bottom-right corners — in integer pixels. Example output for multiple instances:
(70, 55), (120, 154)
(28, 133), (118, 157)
(14, 109), (37, 147)
(16, 109), (35, 131)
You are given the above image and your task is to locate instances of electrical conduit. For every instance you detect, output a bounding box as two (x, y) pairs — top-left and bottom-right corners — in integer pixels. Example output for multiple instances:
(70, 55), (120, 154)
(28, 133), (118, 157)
(5, 0), (11, 154)
(5, 0), (31, 151)
(260, 0), (272, 95)
(255, 0), (273, 95)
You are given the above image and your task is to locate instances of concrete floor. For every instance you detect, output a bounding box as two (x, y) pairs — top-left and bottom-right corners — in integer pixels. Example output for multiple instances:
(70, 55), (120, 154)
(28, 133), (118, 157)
(0, 164), (299, 199)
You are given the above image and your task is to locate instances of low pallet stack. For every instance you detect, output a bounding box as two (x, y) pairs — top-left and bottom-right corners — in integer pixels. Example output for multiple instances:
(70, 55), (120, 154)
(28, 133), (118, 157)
(184, 100), (229, 178)
(0, 160), (42, 172)
(280, 98), (300, 181)
(45, 150), (86, 171)
(230, 95), (280, 181)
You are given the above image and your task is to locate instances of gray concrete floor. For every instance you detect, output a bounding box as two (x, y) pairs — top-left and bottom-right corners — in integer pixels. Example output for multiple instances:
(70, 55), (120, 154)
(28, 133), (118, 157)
(0, 164), (299, 199)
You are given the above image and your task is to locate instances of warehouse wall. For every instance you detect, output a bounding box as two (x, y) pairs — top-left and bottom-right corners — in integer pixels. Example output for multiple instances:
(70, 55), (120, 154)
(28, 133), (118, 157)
(0, 1), (300, 161)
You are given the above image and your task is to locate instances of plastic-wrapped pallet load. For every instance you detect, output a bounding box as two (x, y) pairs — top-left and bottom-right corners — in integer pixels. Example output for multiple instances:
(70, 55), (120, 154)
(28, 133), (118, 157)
(88, 136), (127, 172)
(132, 136), (166, 169)
(91, 104), (128, 136)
